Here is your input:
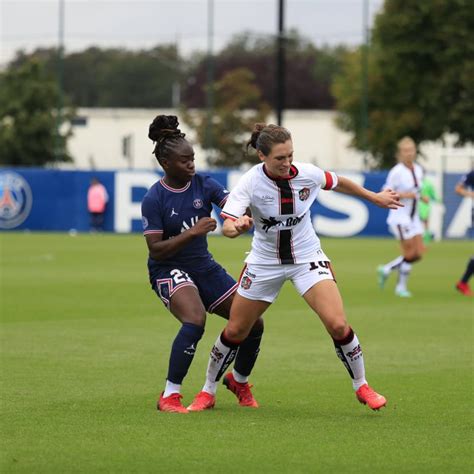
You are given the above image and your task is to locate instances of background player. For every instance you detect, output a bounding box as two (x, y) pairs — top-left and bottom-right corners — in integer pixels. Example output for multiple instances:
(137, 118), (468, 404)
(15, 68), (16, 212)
(454, 169), (474, 296)
(193, 123), (402, 412)
(141, 115), (263, 413)
(418, 173), (439, 244)
(377, 137), (424, 297)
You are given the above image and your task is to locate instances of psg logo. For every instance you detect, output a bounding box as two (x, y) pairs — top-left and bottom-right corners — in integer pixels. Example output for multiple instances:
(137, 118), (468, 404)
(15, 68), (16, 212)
(193, 198), (203, 209)
(0, 171), (33, 229)
(299, 187), (310, 201)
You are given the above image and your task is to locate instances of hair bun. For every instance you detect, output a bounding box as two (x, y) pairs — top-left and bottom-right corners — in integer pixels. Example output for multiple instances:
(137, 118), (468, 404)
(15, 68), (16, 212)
(248, 123), (267, 149)
(148, 115), (183, 142)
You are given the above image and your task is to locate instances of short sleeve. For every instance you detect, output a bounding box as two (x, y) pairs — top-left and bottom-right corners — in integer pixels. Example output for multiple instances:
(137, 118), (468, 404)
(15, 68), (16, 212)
(383, 167), (400, 191)
(306, 164), (338, 190)
(141, 193), (163, 236)
(322, 170), (338, 190)
(220, 171), (252, 220)
(205, 177), (230, 209)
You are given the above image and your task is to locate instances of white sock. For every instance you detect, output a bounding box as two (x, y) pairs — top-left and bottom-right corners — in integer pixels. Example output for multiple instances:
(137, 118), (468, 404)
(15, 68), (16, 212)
(383, 255), (404, 274)
(202, 380), (218, 395)
(334, 331), (367, 390)
(232, 369), (248, 384)
(163, 380), (181, 398)
(205, 333), (239, 384)
(396, 261), (412, 292)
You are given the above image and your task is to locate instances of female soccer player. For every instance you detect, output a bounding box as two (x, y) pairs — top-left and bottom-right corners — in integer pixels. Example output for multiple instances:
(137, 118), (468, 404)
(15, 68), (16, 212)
(193, 123), (402, 412)
(377, 137), (425, 297)
(141, 115), (263, 413)
(454, 169), (474, 296)
(418, 174), (439, 244)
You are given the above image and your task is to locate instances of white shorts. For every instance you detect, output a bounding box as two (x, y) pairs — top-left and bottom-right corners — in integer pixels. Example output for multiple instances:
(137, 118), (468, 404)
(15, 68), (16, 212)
(237, 259), (335, 303)
(388, 219), (423, 240)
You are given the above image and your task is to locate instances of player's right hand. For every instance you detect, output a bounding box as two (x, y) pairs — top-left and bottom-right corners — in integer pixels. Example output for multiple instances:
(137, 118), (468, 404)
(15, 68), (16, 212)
(234, 215), (254, 234)
(190, 217), (217, 236)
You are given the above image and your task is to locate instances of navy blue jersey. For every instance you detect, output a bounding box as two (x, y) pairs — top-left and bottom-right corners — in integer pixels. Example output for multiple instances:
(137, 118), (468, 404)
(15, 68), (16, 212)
(461, 170), (474, 190)
(141, 174), (229, 279)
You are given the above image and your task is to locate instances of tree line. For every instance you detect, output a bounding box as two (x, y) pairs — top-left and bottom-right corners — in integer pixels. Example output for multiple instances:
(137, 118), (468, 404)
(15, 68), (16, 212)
(8, 30), (344, 110)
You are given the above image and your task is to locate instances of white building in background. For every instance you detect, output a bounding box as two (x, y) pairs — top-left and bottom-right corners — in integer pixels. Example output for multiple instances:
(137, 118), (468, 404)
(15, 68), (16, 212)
(64, 108), (473, 173)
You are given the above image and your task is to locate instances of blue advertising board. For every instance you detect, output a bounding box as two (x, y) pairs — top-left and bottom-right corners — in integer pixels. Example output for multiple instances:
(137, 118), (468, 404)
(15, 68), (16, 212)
(0, 168), (470, 238)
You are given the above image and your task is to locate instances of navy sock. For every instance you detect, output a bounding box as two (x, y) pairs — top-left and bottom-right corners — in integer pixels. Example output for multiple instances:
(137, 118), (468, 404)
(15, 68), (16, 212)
(234, 325), (263, 377)
(166, 323), (204, 384)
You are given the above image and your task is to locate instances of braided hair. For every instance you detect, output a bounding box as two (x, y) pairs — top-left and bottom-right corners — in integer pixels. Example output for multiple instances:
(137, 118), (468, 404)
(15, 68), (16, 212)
(148, 115), (187, 164)
(247, 123), (292, 156)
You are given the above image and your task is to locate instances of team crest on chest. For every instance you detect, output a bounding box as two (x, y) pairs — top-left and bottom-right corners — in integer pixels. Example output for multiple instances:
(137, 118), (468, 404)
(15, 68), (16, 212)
(298, 187), (310, 201)
(193, 198), (203, 209)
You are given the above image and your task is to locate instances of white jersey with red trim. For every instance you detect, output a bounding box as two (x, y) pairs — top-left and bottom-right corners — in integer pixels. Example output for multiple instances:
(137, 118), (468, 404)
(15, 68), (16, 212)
(221, 162), (338, 265)
(383, 162), (423, 226)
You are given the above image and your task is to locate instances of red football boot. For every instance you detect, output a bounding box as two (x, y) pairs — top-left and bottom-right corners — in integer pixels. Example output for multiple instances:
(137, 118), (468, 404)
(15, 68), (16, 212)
(187, 391), (216, 412)
(157, 392), (188, 414)
(456, 281), (473, 296)
(355, 384), (387, 411)
(223, 373), (259, 408)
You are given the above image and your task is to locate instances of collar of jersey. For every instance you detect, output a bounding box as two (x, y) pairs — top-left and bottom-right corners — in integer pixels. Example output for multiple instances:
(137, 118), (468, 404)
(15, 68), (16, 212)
(159, 178), (191, 193)
(401, 162), (415, 171)
(262, 164), (299, 181)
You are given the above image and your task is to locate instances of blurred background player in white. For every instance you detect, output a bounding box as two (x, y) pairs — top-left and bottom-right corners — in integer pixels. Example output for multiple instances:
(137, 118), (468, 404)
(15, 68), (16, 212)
(377, 137), (424, 297)
(454, 169), (474, 296)
(192, 123), (402, 412)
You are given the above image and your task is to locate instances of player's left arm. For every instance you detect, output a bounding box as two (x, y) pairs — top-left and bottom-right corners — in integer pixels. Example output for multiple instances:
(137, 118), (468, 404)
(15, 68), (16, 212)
(334, 175), (403, 209)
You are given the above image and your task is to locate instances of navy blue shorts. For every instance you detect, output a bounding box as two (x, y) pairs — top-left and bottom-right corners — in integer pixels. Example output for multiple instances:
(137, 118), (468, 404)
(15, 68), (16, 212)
(152, 261), (237, 314)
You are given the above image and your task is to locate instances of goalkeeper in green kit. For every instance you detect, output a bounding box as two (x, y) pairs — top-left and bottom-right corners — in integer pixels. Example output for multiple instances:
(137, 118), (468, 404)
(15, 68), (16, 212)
(418, 175), (439, 244)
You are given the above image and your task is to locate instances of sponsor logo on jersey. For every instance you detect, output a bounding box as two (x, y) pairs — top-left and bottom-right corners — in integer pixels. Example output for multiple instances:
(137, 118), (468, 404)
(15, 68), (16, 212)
(260, 214), (306, 232)
(181, 216), (199, 232)
(240, 276), (252, 289)
(260, 216), (283, 232)
(193, 198), (203, 209)
(0, 171), (33, 229)
(284, 214), (305, 226)
(170, 208), (179, 217)
(142, 216), (149, 229)
(260, 194), (275, 204)
(299, 187), (310, 201)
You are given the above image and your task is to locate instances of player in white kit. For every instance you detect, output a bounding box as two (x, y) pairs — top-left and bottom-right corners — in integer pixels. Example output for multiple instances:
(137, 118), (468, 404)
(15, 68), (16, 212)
(190, 123), (402, 412)
(377, 137), (425, 297)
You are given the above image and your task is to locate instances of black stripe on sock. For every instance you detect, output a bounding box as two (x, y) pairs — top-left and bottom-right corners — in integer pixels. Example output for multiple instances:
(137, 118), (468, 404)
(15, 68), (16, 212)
(334, 345), (355, 379)
(215, 348), (238, 381)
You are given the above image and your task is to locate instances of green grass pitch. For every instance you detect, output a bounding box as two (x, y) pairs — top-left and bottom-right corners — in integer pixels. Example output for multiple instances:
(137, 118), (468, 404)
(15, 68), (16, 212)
(1, 232), (472, 473)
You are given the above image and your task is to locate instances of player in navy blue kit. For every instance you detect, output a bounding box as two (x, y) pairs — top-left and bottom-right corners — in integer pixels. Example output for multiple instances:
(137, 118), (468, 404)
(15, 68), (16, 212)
(142, 115), (263, 413)
(454, 170), (474, 296)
